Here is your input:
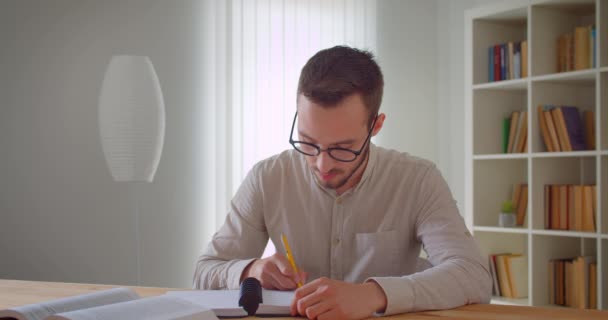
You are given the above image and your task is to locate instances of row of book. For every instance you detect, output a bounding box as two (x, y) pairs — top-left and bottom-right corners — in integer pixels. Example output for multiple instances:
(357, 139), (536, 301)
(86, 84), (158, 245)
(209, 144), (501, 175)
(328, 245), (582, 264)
(557, 25), (596, 73)
(549, 256), (597, 309)
(502, 110), (528, 153)
(544, 184), (596, 232)
(488, 41), (528, 82)
(510, 183), (528, 226)
(489, 253), (527, 299)
(538, 105), (595, 152)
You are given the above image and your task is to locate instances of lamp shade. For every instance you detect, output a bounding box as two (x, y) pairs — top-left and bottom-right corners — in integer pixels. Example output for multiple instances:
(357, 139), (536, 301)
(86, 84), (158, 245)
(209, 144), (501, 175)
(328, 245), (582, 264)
(98, 55), (165, 182)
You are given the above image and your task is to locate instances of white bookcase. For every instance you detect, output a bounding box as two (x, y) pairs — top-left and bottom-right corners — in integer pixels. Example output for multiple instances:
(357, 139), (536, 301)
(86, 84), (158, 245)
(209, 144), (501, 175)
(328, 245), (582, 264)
(465, 0), (607, 309)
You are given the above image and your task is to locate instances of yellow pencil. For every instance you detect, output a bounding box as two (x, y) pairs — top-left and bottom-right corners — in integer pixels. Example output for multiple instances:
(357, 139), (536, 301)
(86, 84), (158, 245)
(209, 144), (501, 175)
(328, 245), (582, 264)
(281, 233), (302, 288)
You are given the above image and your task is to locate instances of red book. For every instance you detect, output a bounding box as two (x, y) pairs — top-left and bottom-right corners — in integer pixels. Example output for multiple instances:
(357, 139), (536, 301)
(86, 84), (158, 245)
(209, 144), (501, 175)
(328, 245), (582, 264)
(494, 45), (501, 81)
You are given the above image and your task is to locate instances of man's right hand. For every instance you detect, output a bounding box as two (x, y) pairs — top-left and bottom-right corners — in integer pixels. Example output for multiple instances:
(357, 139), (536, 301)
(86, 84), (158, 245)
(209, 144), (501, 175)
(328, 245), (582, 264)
(240, 253), (308, 290)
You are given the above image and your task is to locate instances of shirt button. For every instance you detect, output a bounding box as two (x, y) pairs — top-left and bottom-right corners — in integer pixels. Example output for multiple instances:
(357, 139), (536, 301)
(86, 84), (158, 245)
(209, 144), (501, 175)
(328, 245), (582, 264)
(333, 238), (340, 246)
(336, 198), (342, 205)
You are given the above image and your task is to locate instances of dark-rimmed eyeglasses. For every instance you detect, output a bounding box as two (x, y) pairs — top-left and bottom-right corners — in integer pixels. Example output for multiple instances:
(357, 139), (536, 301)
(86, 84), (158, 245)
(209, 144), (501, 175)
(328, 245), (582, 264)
(288, 111), (377, 162)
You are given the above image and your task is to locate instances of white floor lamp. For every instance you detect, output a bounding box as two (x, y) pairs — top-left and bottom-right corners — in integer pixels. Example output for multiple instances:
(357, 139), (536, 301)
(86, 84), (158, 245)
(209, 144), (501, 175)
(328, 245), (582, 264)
(98, 55), (165, 285)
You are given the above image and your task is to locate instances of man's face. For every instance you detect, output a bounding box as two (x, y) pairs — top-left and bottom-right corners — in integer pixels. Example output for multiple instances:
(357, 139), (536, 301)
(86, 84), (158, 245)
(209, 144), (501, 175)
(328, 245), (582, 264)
(296, 94), (372, 192)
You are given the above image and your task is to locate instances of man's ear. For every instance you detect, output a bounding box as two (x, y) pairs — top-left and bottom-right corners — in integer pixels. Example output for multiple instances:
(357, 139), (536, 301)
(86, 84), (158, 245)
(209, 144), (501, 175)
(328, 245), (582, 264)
(372, 113), (386, 137)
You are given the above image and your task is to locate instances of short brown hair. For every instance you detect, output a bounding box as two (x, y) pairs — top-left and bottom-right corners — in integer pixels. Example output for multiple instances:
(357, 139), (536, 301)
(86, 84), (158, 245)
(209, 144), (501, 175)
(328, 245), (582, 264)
(297, 46), (384, 126)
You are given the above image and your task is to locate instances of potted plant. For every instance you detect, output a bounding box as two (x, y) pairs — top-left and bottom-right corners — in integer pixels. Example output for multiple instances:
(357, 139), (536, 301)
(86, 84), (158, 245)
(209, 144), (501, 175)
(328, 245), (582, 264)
(498, 200), (516, 228)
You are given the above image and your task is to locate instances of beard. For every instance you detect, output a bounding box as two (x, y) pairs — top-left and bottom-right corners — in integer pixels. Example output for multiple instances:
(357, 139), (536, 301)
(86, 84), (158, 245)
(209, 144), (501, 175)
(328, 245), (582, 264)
(312, 145), (370, 190)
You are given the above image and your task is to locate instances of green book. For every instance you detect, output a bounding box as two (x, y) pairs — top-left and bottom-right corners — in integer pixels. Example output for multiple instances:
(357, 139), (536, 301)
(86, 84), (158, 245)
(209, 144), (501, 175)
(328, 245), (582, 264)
(502, 117), (510, 153)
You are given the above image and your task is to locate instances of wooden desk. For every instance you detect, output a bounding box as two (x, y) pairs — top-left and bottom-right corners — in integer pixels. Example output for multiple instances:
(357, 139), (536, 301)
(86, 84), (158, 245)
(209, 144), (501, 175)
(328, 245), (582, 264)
(1, 279), (607, 319)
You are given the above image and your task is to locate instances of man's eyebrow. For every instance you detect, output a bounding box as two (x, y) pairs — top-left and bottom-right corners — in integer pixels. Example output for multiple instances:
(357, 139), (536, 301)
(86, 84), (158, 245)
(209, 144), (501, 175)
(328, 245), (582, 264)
(298, 131), (356, 146)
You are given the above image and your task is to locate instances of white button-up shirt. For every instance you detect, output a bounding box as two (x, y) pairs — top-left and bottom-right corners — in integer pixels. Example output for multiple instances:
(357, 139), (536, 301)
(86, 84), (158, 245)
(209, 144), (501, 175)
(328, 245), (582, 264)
(193, 144), (492, 315)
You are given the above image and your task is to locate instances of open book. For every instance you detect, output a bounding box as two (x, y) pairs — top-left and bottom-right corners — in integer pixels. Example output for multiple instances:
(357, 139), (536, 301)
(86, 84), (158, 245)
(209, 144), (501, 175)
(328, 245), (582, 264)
(0, 287), (218, 320)
(166, 289), (294, 318)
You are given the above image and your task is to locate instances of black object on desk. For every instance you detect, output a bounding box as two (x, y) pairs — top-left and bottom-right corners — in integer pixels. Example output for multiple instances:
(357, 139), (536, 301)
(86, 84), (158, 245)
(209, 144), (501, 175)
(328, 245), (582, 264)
(239, 277), (263, 316)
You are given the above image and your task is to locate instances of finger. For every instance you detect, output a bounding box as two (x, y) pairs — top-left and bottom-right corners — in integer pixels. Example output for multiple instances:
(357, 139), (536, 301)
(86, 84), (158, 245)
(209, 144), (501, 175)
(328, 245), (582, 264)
(290, 278), (319, 314)
(304, 300), (333, 320)
(267, 263), (297, 290)
(294, 277), (323, 300)
(296, 286), (328, 316)
(298, 271), (309, 284)
(273, 253), (296, 277)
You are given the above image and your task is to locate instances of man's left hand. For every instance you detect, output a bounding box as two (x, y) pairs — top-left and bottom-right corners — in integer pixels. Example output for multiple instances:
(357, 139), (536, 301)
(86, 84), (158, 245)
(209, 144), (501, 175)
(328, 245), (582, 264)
(290, 277), (387, 320)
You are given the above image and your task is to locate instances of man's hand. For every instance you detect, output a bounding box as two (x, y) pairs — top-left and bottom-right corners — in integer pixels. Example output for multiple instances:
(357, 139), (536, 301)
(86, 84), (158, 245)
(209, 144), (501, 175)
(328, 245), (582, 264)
(240, 253), (307, 290)
(290, 277), (387, 320)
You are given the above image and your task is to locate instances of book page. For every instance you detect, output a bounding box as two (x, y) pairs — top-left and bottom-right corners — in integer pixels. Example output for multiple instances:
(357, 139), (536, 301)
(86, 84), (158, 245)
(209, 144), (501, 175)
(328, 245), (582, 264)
(46, 296), (218, 320)
(0, 288), (139, 320)
(165, 289), (294, 317)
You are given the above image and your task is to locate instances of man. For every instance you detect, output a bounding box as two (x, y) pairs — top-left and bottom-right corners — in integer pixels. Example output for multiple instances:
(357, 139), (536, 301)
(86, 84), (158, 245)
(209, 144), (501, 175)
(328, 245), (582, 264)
(193, 46), (492, 319)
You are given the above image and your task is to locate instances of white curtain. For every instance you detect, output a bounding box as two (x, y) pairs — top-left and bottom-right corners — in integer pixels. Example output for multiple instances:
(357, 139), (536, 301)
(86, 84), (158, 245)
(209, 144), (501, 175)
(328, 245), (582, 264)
(202, 0), (377, 247)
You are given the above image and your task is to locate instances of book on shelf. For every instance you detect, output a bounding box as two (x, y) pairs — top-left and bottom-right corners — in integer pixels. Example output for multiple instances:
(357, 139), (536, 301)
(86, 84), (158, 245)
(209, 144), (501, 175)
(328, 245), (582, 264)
(506, 111), (519, 153)
(583, 111), (596, 150)
(511, 183), (528, 226)
(515, 185), (528, 226)
(542, 107), (561, 152)
(559, 185), (568, 230)
(574, 27), (589, 70)
(0, 287), (296, 320)
(513, 42), (521, 79)
(549, 256), (597, 309)
(560, 106), (585, 151)
(551, 107), (572, 151)
(537, 106), (594, 152)
(489, 255), (502, 296)
(503, 110), (527, 154)
(557, 25), (596, 72)
(494, 45), (500, 82)
(488, 40), (527, 82)
(582, 185), (595, 232)
(537, 106), (555, 152)
(521, 40), (528, 78)
(544, 184), (596, 232)
(488, 46), (494, 82)
(589, 263), (597, 309)
(501, 44), (506, 81)
(502, 117), (510, 153)
(514, 111), (527, 153)
(489, 253), (527, 299)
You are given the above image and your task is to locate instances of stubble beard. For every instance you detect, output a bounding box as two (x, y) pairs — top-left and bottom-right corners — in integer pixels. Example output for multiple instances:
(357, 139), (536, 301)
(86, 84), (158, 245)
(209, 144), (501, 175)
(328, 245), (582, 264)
(313, 145), (370, 191)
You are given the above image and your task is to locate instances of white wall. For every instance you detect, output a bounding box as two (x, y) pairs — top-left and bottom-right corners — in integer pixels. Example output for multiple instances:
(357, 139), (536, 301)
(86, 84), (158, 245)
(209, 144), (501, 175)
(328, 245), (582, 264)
(376, 0), (501, 215)
(436, 0), (502, 213)
(0, 0), (216, 288)
(375, 0), (438, 164)
(0, 0), (503, 288)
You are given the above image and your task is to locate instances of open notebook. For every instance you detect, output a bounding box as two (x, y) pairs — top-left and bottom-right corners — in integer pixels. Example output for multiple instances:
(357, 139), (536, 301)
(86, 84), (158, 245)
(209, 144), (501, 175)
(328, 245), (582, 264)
(166, 289), (294, 318)
(0, 288), (218, 320)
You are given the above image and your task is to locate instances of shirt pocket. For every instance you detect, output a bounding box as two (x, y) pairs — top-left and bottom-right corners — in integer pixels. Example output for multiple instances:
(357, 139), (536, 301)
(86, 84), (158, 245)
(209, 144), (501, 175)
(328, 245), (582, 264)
(349, 230), (400, 281)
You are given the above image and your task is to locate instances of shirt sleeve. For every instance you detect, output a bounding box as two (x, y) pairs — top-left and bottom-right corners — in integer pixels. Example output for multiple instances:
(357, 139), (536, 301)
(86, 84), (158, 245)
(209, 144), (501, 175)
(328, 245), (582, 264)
(367, 164), (492, 315)
(192, 164), (269, 290)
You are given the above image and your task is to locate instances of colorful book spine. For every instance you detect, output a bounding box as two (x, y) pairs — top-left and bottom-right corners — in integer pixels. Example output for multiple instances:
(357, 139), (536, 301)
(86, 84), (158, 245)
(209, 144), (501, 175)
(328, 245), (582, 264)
(560, 106), (585, 151)
(591, 26), (596, 68)
(494, 45), (501, 82)
(489, 46), (494, 82)
(502, 118), (510, 153)
(513, 42), (521, 79)
(501, 44), (506, 81)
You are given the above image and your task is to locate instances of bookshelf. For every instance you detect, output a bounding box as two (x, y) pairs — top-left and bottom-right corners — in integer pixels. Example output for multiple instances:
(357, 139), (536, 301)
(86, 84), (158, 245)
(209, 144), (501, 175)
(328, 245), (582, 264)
(465, 0), (606, 309)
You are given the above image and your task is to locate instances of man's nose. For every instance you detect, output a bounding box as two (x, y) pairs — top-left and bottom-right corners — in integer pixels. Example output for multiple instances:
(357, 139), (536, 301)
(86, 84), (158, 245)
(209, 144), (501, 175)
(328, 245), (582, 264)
(316, 151), (336, 173)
